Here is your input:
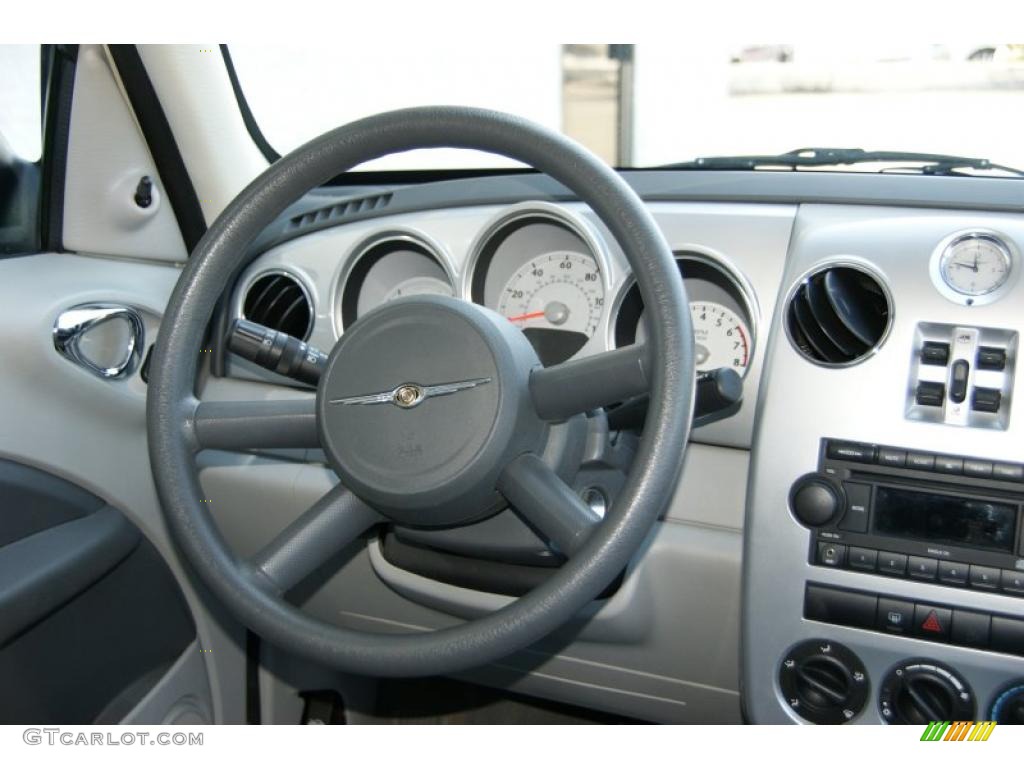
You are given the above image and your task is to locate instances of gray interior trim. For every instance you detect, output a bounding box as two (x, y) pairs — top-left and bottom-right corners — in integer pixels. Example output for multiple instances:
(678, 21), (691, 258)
(122, 642), (213, 725)
(248, 171), (1024, 257)
(0, 507), (140, 647)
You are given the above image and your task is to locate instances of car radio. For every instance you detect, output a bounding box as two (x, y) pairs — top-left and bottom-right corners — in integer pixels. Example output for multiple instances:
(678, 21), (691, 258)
(790, 439), (1024, 597)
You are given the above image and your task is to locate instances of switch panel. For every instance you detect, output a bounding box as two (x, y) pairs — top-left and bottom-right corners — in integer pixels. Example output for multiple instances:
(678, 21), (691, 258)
(906, 323), (1017, 430)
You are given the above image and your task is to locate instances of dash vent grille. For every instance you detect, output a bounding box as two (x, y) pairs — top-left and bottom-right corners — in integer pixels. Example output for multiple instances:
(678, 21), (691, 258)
(242, 272), (313, 341)
(786, 265), (891, 366)
(287, 193), (393, 232)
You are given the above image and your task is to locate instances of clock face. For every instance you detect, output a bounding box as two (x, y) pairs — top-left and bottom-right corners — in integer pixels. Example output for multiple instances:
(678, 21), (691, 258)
(939, 234), (1013, 297)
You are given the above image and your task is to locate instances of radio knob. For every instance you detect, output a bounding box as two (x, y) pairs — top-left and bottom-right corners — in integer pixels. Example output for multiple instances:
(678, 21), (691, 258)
(790, 474), (841, 528)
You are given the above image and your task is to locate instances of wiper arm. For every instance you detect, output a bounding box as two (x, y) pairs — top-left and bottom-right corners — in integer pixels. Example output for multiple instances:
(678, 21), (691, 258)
(658, 147), (1024, 176)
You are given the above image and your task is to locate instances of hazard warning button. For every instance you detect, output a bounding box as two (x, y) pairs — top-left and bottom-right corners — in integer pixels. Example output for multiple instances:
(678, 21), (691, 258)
(914, 604), (952, 641)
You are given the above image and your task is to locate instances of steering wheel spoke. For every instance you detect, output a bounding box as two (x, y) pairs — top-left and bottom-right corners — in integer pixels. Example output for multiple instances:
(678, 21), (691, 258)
(191, 398), (319, 451)
(497, 453), (600, 557)
(529, 344), (651, 422)
(251, 484), (382, 595)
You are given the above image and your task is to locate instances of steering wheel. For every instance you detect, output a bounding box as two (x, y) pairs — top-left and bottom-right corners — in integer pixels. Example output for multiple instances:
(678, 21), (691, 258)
(148, 107), (694, 677)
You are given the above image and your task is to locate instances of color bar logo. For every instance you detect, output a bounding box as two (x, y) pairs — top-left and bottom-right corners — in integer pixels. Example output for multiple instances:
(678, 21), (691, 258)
(920, 721), (996, 741)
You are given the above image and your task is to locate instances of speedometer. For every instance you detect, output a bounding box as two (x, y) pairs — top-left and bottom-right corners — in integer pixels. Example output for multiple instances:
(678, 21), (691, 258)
(497, 250), (604, 365)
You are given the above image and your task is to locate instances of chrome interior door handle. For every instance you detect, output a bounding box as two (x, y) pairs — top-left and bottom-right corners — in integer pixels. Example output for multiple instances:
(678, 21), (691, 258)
(53, 303), (146, 380)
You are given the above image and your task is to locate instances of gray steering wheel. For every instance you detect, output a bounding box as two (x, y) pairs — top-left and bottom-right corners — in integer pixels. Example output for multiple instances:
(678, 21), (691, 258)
(148, 107), (694, 677)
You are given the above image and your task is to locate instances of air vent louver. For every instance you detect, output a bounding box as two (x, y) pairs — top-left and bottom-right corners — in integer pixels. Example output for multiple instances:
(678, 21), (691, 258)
(786, 265), (890, 365)
(287, 193), (393, 232)
(242, 272), (313, 341)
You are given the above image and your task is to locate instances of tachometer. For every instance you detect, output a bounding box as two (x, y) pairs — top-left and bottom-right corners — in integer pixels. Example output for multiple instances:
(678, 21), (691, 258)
(638, 301), (751, 376)
(497, 250), (604, 365)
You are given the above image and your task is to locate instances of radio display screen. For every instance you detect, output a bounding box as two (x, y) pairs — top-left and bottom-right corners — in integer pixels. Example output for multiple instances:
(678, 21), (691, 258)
(873, 486), (1017, 552)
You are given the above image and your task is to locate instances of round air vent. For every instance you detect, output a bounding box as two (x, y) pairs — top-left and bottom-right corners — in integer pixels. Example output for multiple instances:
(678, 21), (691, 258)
(785, 265), (891, 366)
(242, 271), (313, 341)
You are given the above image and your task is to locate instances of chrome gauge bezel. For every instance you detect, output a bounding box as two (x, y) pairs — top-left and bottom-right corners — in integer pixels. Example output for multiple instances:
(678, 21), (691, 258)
(460, 201), (613, 305)
(332, 228), (457, 336)
(607, 249), (760, 378)
(930, 229), (1018, 307)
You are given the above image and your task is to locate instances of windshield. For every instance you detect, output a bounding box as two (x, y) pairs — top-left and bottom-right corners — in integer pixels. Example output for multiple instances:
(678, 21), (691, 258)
(229, 43), (1024, 174)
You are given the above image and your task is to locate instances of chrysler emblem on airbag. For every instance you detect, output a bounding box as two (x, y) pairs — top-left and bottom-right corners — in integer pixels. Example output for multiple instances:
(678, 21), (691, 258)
(329, 377), (492, 409)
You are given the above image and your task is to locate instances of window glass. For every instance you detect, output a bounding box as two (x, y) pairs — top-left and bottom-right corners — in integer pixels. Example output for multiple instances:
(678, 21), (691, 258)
(0, 45), (42, 161)
(230, 43), (1024, 173)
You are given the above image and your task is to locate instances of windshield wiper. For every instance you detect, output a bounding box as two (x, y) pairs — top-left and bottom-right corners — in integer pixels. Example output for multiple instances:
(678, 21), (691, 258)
(657, 147), (1024, 177)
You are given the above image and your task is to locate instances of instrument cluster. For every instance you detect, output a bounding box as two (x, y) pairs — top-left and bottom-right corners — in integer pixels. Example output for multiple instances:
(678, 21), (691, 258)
(237, 201), (759, 374)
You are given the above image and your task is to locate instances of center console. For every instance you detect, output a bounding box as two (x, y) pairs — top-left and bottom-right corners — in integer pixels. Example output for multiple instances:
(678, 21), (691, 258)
(742, 205), (1024, 724)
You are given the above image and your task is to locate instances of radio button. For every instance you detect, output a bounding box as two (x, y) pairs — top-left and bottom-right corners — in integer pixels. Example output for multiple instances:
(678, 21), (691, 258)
(993, 462), (1024, 482)
(991, 617), (1024, 656)
(913, 604), (952, 641)
(908, 556), (938, 580)
(838, 482), (871, 533)
(969, 565), (1001, 590)
(877, 597), (914, 634)
(937, 560), (969, 586)
(963, 458), (994, 478)
(848, 547), (877, 571)
(1001, 570), (1024, 595)
(951, 610), (990, 649)
(878, 552), (908, 576)
(877, 448), (907, 467)
(934, 456), (964, 474)
(826, 441), (875, 464)
(817, 542), (846, 568)
(906, 452), (936, 471)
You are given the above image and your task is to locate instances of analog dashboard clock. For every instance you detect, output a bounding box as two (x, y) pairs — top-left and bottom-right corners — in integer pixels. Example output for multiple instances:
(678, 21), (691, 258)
(934, 231), (1015, 305)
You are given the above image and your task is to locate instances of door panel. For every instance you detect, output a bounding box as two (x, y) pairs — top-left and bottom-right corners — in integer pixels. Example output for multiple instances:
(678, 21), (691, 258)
(0, 459), (195, 724)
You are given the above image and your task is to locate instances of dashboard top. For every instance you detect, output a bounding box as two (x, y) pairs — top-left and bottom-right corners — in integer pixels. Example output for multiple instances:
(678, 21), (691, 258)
(247, 170), (1024, 259)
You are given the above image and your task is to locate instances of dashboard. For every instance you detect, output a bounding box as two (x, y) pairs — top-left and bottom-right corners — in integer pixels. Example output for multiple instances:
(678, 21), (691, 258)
(213, 170), (1024, 724)
(228, 195), (786, 449)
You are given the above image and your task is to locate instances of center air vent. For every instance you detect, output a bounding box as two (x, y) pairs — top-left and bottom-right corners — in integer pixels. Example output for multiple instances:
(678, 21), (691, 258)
(242, 271), (313, 341)
(786, 265), (891, 366)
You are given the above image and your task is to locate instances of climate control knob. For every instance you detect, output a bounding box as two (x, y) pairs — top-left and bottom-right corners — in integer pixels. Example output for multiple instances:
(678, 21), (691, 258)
(879, 659), (975, 725)
(990, 681), (1024, 724)
(789, 474), (841, 527)
(779, 639), (869, 723)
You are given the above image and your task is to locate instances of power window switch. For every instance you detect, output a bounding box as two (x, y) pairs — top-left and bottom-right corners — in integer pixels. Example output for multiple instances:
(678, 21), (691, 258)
(976, 346), (1007, 371)
(972, 387), (1002, 413)
(920, 342), (950, 366)
(916, 381), (945, 407)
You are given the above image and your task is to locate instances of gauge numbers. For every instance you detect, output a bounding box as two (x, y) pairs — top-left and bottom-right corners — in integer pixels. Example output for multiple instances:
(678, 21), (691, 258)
(938, 233), (1013, 298)
(691, 301), (751, 375)
(638, 300), (751, 376)
(498, 250), (604, 365)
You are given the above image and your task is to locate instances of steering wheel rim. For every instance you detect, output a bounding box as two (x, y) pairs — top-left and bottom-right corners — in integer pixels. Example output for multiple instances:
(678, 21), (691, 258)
(148, 106), (694, 677)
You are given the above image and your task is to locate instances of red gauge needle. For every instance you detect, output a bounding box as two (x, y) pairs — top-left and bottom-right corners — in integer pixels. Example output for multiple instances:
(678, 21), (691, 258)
(506, 311), (545, 322)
